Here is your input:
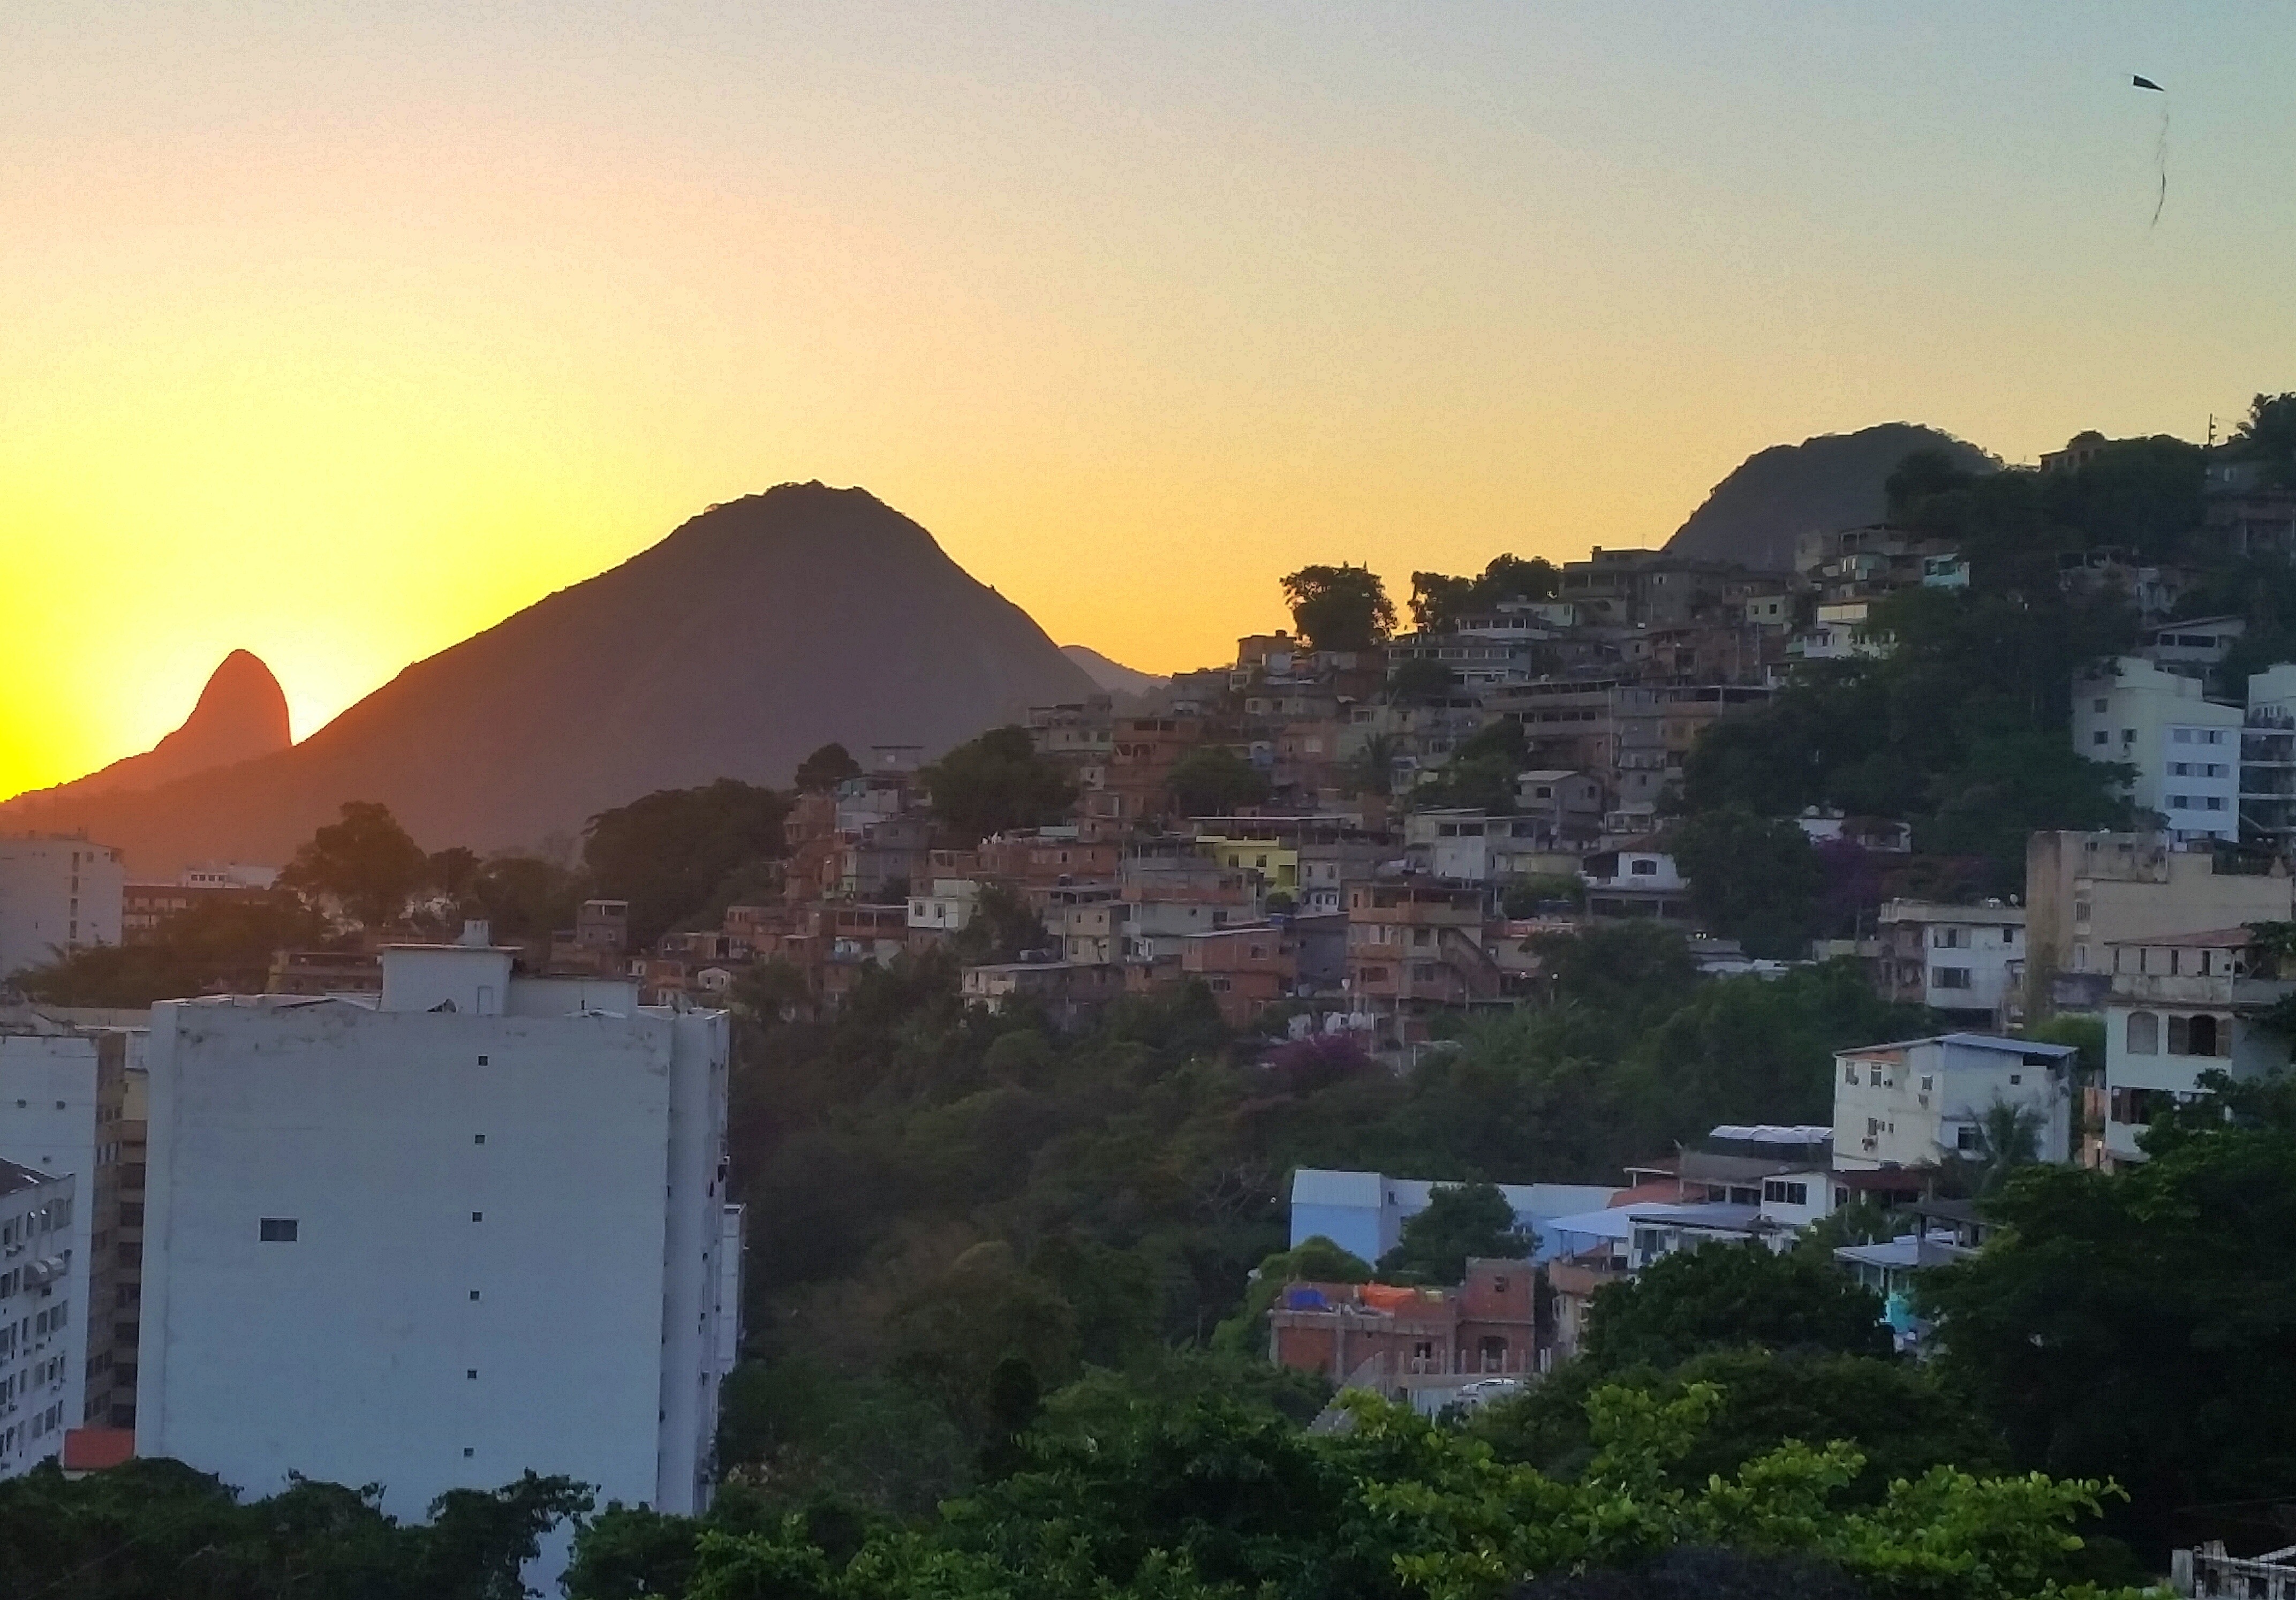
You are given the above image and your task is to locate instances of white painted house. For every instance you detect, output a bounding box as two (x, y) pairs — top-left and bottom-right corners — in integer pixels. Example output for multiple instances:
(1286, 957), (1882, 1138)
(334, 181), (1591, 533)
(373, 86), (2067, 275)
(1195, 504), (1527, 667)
(0, 837), (125, 985)
(2099, 928), (2291, 1169)
(0, 1159), (77, 1477)
(137, 934), (739, 1569)
(908, 879), (983, 934)
(1832, 1033), (2079, 1170)
(2071, 656), (2241, 843)
(1874, 900), (2025, 1023)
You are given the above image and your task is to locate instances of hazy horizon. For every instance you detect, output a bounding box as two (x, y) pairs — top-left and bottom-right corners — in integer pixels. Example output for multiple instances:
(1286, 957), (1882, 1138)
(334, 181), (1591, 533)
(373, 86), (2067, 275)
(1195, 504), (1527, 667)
(7, 2), (2292, 797)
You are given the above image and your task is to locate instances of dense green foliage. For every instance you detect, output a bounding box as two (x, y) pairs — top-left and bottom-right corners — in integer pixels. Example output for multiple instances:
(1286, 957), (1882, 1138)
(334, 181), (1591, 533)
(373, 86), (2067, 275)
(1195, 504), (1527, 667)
(796, 741), (866, 793)
(1923, 1071), (2296, 1556)
(562, 1382), (2146, 1600)
(1671, 437), (2262, 887)
(917, 726), (1078, 843)
(1280, 564), (1397, 651)
(1408, 555), (1561, 635)
(1168, 745), (1273, 818)
(7, 889), (330, 1004)
(1416, 720), (1529, 814)
(1470, 1349), (2006, 1508)
(583, 779), (791, 947)
(1209, 1236), (1372, 1356)
(0, 1460), (587, 1600)
(1581, 1243), (1894, 1373)
(278, 799), (433, 925)
(1668, 809), (1826, 957)
(713, 923), (1934, 1515)
(1376, 1181), (1534, 1285)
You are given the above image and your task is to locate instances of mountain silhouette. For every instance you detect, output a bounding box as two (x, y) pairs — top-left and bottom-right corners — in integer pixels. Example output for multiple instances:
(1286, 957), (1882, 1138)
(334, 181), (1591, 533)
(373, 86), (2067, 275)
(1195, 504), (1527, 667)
(1061, 645), (1166, 698)
(5, 485), (1097, 872)
(1665, 424), (1997, 571)
(5, 650), (292, 808)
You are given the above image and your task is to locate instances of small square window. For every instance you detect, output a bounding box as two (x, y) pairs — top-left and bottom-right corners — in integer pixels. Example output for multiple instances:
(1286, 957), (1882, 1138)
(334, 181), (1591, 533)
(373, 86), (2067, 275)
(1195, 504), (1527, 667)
(473, 1134), (486, 1145)
(468, 1290), (481, 1301)
(471, 1212), (484, 1222)
(466, 1369), (478, 1380)
(463, 1447), (474, 1458)
(259, 1218), (299, 1243)
(477, 1055), (489, 1066)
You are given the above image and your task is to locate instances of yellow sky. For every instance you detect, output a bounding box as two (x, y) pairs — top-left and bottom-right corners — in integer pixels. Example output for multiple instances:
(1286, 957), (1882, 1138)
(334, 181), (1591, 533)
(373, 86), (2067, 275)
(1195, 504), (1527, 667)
(5, 3), (2292, 799)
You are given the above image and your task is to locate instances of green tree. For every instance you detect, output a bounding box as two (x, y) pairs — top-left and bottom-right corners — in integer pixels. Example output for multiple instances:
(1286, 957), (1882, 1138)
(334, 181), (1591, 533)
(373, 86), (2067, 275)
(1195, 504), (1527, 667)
(886, 1240), (1079, 1441)
(917, 726), (1076, 843)
(1279, 564), (1396, 651)
(592, 1383), (2147, 1600)
(582, 779), (790, 947)
(1210, 1236), (1373, 1355)
(1377, 1180), (1533, 1284)
(465, 852), (587, 944)
(1387, 656), (1459, 703)
(1343, 731), (1399, 797)
(1668, 809), (1824, 959)
(1620, 961), (1931, 1139)
(1472, 1348), (2006, 1508)
(949, 882), (1049, 964)
(1923, 1070), (2296, 1557)
(1167, 745), (1272, 818)
(279, 800), (430, 926)
(1583, 1242), (1892, 1373)
(1408, 555), (1561, 634)
(794, 742), (864, 793)
(9, 890), (330, 1005)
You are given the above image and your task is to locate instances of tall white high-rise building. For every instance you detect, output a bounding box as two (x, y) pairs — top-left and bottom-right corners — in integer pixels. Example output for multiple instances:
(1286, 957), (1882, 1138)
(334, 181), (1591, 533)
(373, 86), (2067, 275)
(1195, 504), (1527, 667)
(0, 1014), (131, 1430)
(0, 1158), (79, 1477)
(136, 933), (741, 1542)
(0, 837), (125, 984)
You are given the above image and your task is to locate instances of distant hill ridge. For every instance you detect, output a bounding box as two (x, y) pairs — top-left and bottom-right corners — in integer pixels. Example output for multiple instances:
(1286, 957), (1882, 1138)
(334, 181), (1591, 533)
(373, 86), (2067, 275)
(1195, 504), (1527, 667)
(1665, 423), (1997, 571)
(5, 484), (1097, 872)
(8, 650), (292, 810)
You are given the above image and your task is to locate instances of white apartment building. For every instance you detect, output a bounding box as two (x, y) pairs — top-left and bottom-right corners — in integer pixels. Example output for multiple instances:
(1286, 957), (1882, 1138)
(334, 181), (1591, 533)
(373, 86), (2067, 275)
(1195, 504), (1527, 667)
(1874, 901), (2025, 1024)
(0, 1159), (78, 1477)
(0, 836), (125, 984)
(1833, 1033), (2079, 1171)
(2098, 929), (2290, 1169)
(0, 1016), (130, 1430)
(137, 934), (740, 1559)
(2072, 657), (2242, 842)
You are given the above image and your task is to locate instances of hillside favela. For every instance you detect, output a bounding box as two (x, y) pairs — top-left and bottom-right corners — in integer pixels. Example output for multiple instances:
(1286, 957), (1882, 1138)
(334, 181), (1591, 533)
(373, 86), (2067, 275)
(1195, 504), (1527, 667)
(6, 11), (2296, 1600)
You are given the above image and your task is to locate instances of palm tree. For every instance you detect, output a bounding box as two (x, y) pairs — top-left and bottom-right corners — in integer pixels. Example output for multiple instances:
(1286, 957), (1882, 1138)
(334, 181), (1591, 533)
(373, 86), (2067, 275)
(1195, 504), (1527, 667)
(1345, 733), (1398, 798)
(1973, 1097), (2045, 1194)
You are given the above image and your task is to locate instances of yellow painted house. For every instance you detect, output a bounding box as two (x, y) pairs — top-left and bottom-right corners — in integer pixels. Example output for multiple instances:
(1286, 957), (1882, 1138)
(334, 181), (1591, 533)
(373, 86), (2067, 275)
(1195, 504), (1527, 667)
(1197, 835), (1300, 892)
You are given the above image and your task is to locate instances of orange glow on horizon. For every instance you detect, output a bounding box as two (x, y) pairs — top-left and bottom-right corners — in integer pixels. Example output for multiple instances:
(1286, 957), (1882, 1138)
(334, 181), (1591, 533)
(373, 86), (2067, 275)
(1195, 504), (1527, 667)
(6, 4), (2287, 801)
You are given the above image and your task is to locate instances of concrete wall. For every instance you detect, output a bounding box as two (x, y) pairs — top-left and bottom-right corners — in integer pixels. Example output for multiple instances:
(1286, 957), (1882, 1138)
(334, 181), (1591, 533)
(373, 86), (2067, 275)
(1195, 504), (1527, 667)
(139, 984), (729, 1534)
(0, 839), (125, 981)
(0, 1032), (112, 1431)
(0, 1167), (78, 1477)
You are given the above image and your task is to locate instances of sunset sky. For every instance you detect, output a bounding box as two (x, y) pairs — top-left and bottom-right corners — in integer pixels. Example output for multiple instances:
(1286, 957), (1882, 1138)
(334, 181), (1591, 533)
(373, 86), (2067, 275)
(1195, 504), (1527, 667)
(6, 2), (2294, 800)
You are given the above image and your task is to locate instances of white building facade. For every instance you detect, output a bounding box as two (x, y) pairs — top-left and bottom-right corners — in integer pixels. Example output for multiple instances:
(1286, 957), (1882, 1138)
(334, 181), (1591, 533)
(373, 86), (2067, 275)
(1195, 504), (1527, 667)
(137, 939), (739, 1543)
(2072, 657), (2242, 843)
(0, 837), (125, 985)
(0, 1159), (78, 1476)
(2099, 929), (2290, 1169)
(0, 1017), (130, 1431)
(1832, 1033), (2079, 1170)
(1874, 900), (2025, 1023)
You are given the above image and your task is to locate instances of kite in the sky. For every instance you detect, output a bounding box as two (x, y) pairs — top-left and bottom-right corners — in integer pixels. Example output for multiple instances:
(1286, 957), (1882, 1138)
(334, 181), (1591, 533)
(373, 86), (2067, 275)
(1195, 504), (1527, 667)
(2134, 75), (2168, 227)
